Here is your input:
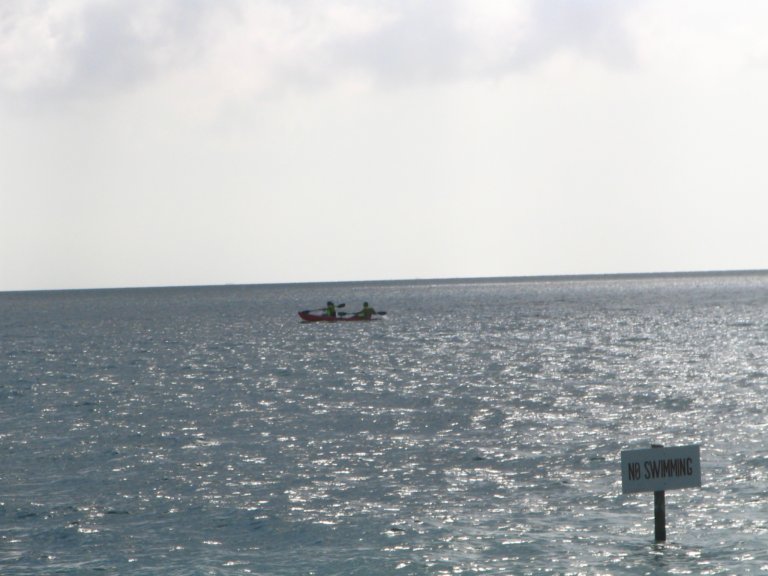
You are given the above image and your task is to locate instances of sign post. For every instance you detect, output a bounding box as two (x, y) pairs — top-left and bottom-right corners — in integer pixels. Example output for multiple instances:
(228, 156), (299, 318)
(621, 444), (701, 541)
(652, 445), (666, 541)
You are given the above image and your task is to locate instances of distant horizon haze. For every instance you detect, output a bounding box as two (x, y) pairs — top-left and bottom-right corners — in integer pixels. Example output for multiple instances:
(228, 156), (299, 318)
(3, 266), (767, 294)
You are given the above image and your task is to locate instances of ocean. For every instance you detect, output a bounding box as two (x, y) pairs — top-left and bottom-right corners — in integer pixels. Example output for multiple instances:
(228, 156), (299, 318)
(1, 272), (767, 575)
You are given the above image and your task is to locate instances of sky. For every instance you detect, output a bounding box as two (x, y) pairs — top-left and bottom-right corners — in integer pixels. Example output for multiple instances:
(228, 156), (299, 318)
(2, 0), (768, 291)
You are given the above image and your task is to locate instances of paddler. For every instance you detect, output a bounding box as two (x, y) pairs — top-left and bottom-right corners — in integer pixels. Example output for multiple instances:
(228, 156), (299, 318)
(355, 302), (375, 319)
(324, 301), (336, 318)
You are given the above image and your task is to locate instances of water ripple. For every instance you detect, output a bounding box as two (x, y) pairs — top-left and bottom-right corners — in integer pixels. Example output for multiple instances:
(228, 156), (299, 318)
(2, 276), (768, 573)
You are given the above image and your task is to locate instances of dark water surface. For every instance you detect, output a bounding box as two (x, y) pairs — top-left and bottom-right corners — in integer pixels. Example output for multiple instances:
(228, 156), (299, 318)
(2, 273), (768, 574)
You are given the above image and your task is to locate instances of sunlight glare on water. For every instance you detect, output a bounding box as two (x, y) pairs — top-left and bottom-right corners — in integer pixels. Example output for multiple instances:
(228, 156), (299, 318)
(1, 274), (768, 574)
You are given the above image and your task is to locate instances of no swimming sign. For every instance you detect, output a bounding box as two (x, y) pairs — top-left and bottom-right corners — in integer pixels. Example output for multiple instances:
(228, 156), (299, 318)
(621, 444), (701, 494)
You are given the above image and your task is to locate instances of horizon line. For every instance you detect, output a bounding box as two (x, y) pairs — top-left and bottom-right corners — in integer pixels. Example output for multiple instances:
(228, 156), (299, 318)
(2, 267), (768, 295)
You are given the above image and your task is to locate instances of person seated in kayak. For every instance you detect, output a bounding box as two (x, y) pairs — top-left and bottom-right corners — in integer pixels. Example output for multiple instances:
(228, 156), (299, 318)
(324, 301), (336, 317)
(355, 302), (375, 319)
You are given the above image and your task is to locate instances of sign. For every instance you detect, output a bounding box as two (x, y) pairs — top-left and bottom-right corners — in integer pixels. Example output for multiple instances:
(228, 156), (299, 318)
(621, 445), (701, 494)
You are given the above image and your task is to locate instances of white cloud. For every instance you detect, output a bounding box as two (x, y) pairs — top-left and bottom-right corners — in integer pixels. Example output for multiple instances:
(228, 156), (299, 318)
(4, 0), (768, 108)
(0, 0), (83, 93)
(0, 0), (635, 105)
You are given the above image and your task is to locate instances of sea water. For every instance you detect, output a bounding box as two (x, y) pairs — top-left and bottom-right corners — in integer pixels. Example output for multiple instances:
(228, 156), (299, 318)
(1, 273), (768, 575)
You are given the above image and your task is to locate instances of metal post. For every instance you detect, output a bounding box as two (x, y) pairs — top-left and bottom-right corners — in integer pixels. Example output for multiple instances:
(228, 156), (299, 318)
(654, 488), (666, 541)
(652, 444), (666, 542)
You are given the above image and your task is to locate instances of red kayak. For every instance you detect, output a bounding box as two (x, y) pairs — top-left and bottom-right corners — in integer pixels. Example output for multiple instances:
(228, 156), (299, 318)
(298, 311), (378, 322)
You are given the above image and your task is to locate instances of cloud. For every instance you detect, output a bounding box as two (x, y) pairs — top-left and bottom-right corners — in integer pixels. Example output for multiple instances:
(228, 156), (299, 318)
(0, 0), (634, 101)
(516, 0), (639, 68)
(0, 0), (212, 101)
(3, 0), (768, 111)
(0, 0), (81, 94)
(0, 1), (344, 96)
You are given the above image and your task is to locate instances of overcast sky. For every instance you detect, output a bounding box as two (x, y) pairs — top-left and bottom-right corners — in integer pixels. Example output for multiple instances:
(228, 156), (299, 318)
(2, 0), (767, 291)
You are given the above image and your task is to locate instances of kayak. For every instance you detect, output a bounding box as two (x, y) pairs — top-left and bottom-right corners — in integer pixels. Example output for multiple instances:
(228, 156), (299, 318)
(298, 311), (378, 322)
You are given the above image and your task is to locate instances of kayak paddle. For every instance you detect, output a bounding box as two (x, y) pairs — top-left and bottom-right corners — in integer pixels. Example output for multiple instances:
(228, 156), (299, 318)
(300, 303), (345, 314)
